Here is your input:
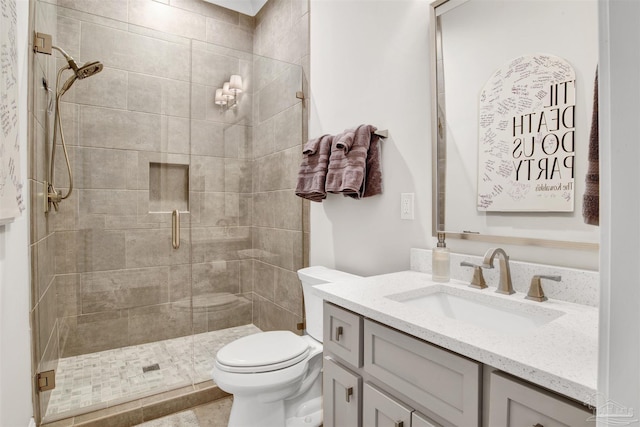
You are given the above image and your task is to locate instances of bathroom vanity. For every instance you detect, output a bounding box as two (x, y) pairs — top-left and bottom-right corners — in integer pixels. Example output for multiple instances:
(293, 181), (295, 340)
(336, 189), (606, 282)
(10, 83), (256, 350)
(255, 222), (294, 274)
(314, 271), (597, 427)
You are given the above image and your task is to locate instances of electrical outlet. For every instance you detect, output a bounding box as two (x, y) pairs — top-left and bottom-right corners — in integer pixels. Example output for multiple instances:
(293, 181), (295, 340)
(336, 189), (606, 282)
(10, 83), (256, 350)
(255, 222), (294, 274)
(401, 193), (414, 220)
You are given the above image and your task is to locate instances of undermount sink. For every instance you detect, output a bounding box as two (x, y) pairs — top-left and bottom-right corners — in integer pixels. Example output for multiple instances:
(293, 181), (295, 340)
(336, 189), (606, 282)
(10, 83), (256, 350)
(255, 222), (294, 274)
(385, 286), (564, 335)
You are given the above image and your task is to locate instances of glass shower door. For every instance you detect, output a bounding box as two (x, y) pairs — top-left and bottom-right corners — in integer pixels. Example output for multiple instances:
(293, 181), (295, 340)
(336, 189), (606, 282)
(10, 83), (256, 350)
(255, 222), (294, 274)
(30, 0), (196, 422)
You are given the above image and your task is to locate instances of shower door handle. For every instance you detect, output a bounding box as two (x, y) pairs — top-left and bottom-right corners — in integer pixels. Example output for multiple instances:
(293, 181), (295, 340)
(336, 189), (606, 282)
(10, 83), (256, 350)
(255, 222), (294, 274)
(172, 210), (180, 249)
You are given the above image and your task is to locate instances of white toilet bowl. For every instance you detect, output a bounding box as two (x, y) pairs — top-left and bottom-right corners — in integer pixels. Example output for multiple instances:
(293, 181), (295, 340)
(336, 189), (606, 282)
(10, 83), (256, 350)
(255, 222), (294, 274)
(211, 267), (361, 427)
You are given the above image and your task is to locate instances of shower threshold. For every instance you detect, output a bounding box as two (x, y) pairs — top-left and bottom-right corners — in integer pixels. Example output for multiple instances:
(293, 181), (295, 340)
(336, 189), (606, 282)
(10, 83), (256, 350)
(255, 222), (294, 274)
(43, 324), (261, 423)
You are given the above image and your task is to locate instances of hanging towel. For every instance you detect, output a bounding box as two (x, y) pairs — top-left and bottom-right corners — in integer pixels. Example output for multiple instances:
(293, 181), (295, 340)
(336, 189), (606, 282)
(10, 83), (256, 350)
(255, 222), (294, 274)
(303, 136), (321, 155)
(335, 129), (356, 153)
(361, 131), (382, 198)
(326, 124), (382, 199)
(583, 69), (599, 225)
(295, 134), (334, 202)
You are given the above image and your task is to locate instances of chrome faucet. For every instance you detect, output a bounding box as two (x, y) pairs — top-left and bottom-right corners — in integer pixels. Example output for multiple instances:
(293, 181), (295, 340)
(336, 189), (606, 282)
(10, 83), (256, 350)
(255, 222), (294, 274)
(482, 248), (515, 295)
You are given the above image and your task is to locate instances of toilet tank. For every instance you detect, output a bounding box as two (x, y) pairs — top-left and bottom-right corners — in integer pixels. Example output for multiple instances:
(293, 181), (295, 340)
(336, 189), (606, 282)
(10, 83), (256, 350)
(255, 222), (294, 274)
(298, 266), (361, 342)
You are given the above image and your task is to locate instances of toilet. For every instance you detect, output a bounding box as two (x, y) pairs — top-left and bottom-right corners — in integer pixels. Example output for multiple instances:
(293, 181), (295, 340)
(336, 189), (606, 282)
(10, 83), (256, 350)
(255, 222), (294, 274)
(211, 266), (361, 427)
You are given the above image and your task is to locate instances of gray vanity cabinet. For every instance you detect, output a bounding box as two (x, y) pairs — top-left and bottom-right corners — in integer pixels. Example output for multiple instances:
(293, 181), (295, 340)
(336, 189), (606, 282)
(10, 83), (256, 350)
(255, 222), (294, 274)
(323, 302), (473, 427)
(323, 301), (595, 427)
(488, 371), (593, 427)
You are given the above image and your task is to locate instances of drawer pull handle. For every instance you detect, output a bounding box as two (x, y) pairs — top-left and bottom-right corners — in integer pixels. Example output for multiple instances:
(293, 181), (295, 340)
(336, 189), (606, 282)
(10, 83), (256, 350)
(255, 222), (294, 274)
(345, 386), (353, 402)
(533, 424), (544, 427)
(335, 326), (343, 341)
(394, 422), (404, 427)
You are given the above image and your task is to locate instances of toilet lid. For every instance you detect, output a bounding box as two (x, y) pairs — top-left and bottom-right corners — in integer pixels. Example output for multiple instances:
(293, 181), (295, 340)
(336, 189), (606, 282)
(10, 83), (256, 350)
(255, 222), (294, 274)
(215, 331), (310, 373)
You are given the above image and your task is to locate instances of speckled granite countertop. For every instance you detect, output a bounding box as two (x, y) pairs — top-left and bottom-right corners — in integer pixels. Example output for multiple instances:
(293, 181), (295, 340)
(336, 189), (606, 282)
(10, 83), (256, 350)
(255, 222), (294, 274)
(312, 270), (598, 403)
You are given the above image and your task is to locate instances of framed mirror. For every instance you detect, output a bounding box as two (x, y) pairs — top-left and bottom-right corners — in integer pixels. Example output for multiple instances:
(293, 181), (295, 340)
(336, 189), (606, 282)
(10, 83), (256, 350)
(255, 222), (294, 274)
(430, 0), (599, 249)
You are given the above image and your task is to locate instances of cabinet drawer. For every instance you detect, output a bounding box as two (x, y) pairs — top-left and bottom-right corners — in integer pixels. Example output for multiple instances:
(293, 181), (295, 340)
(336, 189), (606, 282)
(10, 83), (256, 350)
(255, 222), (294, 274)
(324, 356), (362, 427)
(363, 382), (413, 427)
(324, 302), (363, 367)
(364, 319), (481, 427)
(488, 371), (593, 427)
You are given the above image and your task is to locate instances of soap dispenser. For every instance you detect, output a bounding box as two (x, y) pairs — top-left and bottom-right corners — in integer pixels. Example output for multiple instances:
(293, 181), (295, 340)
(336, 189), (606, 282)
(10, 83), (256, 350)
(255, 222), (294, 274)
(432, 233), (450, 282)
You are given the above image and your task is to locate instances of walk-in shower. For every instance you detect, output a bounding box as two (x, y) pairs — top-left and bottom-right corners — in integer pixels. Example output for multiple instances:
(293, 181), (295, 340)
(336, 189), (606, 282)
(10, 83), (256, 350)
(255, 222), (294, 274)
(29, 0), (306, 425)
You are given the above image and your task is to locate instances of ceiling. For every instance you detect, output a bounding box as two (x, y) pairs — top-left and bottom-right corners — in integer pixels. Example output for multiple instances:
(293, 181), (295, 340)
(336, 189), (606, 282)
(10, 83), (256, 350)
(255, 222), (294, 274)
(203, 0), (269, 16)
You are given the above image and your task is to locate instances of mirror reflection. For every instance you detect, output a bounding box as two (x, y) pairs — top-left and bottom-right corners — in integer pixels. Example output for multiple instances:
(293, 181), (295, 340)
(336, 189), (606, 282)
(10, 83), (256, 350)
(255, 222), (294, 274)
(432, 0), (599, 247)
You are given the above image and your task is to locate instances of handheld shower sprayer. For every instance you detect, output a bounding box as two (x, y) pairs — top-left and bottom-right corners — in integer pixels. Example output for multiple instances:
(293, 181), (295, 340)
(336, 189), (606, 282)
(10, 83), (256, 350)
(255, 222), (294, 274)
(45, 45), (103, 212)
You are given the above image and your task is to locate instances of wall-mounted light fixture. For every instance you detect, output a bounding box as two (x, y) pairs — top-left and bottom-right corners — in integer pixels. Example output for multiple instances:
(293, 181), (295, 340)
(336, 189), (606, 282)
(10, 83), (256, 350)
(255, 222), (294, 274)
(215, 75), (243, 111)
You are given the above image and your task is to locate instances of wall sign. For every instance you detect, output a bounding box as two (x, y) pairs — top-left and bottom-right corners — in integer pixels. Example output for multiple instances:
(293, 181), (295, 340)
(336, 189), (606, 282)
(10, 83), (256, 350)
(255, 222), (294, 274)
(477, 54), (576, 212)
(0, 0), (23, 224)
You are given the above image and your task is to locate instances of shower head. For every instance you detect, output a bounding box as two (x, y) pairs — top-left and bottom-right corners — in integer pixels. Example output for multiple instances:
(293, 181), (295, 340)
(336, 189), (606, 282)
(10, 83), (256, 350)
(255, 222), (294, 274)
(59, 62), (103, 94)
(52, 45), (103, 93)
(75, 61), (103, 80)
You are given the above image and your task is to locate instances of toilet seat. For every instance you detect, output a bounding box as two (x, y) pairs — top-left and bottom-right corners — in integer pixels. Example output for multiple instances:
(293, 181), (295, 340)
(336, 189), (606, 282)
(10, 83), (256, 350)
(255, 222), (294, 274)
(216, 331), (310, 373)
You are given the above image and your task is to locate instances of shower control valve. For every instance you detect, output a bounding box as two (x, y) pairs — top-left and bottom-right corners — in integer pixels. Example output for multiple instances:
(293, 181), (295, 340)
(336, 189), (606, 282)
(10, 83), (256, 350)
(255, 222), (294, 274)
(44, 181), (61, 213)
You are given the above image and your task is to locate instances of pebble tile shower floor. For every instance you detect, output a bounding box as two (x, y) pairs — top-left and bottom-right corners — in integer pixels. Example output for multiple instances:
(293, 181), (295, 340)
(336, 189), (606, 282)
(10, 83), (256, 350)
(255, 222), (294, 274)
(45, 324), (261, 418)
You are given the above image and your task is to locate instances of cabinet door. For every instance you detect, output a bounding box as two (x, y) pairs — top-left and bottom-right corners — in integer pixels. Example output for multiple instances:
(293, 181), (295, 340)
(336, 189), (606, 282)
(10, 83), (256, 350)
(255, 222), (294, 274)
(363, 383), (413, 427)
(323, 356), (361, 427)
(488, 371), (593, 427)
(413, 411), (440, 427)
(324, 302), (363, 367)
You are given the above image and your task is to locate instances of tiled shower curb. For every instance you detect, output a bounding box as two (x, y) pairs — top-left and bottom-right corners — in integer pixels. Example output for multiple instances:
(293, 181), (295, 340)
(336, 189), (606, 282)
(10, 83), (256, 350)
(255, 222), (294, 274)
(41, 381), (229, 427)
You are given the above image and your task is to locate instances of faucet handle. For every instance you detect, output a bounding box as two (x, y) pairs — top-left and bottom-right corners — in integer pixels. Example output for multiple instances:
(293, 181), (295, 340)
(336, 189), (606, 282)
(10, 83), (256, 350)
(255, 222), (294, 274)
(526, 275), (561, 302)
(460, 261), (488, 289)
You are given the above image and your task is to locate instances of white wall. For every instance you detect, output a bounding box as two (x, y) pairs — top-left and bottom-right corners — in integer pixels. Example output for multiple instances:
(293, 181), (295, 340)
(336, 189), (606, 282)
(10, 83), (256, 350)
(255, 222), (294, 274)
(309, 0), (433, 276)
(0, 0), (34, 425)
(597, 0), (640, 421)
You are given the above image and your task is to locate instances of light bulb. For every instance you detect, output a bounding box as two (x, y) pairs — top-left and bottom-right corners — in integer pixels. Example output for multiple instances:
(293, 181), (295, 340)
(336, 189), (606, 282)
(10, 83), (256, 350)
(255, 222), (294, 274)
(215, 88), (227, 105)
(222, 82), (234, 100)
(230, 75), (243, 94)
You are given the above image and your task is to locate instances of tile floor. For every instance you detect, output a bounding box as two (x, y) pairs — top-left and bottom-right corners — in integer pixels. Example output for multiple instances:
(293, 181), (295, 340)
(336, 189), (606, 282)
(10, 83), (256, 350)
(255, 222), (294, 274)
(45, 325), (260, 419)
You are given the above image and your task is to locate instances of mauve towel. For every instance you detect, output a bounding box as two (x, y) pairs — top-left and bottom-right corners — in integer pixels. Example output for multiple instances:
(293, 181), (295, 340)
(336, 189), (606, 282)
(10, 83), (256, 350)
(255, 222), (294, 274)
(362, 131), (382, 198)
(326, 124), (382, 199)
(303, 136), (321, 155)
(295, 134), (333, 202)
(335, 129), (356, 153)
(583, 69), (599, 225)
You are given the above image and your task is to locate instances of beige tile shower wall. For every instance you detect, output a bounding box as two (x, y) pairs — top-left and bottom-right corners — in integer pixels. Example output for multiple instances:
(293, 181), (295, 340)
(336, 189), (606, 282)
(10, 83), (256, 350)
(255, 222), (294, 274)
(40, 0), (256, 358)
(250, 0), (309, 334)
(255, 0), (309, 66)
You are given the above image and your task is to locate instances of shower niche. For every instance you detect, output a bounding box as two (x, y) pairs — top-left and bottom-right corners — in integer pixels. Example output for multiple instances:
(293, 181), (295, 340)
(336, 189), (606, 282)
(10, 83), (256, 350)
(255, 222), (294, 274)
(149, 162), (190, 213)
